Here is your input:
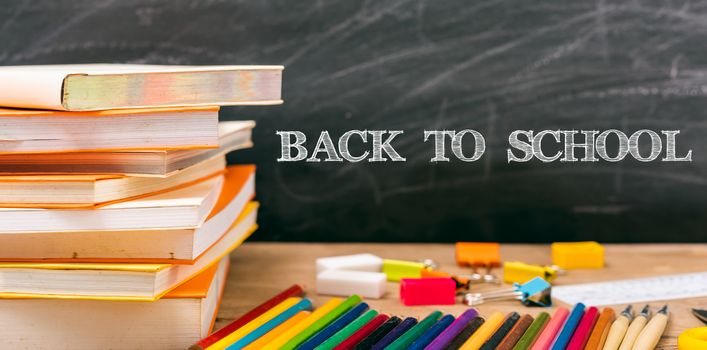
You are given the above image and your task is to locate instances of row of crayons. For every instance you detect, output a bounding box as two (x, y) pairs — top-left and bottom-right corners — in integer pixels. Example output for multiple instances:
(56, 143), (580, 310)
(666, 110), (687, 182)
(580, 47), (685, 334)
(190, 285), (666, 350)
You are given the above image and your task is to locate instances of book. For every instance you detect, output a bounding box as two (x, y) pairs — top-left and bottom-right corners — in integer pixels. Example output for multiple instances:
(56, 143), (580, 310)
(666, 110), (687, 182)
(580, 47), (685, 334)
(0, 165), (255, 262)
(0, 155), (226, 207)
(0, 64), (282, 111)
(0, 120), (253, 176)
(0, 174), (223, 233)
(0, 255), (230, 349)
(0, 202), (257, 300)
(0, 106), (220, 153)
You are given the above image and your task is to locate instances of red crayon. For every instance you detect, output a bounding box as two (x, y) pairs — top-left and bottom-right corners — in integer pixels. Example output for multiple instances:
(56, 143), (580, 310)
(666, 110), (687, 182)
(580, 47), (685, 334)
(335, 314), (391, 350)
(566, 306), (599, 350)
(189, 284), (304, 350)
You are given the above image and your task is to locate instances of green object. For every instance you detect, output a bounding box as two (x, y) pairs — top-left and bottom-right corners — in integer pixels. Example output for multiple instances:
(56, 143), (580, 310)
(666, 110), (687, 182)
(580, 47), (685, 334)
(315, 309), (379, 350)
(512, 312), (550, 350)
(382, 259), (425, 282)
(385, 311), (442, 350)
(281, 294), (362, 350)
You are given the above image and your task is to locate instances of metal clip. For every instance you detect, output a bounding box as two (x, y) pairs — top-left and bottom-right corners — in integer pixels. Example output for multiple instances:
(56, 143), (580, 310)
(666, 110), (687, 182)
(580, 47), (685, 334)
(461, 277), (552, 307)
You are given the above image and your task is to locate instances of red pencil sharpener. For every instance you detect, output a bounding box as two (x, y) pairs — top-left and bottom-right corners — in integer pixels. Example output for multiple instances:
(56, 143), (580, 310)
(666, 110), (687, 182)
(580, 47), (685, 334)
(399, 277), (456, 306)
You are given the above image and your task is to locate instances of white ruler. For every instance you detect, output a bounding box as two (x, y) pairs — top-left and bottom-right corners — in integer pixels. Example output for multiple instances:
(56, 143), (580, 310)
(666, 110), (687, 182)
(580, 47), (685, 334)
(552, 272), (707, 306)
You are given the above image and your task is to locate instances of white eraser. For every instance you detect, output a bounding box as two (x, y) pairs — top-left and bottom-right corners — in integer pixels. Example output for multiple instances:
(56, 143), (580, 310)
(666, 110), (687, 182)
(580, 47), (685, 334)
(315, 253), (383, 273)
(316, 269), (387, 299)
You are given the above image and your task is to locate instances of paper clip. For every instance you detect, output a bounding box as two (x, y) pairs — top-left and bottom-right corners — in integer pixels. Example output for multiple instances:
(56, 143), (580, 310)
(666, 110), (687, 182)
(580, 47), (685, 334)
(503, 261), (562, 284)
(400, 277), (456, 306)
(460, 277), (552, 307)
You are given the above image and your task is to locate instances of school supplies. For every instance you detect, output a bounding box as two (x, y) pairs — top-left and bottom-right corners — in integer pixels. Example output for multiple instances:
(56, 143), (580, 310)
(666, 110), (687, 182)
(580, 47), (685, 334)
(512, 312), (549, 350)
(400, 277), (457, 306)
(382, 259), (427, 281)
(584, 307), (615, 350)
(209, 297), (302, 349)
(462, 277), (552, 306)
(460, 312), (505, 350)
(353, 316), (401, 350)
(316, 254), (384, 273)
(566, 306), (598, 350)
(0, 122), (254, 176)
(370, 317), (418, 350)
(408, 314), (455, 350)
(496, 314), (533, 350)
(551, 303), (586, 350)
(317, 309), (380, 350)
(279, 295), (362, 350)
(618, 304), (650, 350)
(503, 262), (560, 284)
(297, 302), (370, 350)
(190, 284), (304, 350)
(4, 257), (229, 350)
(0, 64), (283, 111)
(692, 308), (707, 324)
(678, 327), (707, 350)
(317, 269), (387, 299)
(551, 241), (604, 269)
(480, 312), (521, 350)
(456, 242), (501, 267)
(260, 297), (343, 350)
(448, 317), (485, 350)
(633, 305), (669, 350)
(426, 309), (479, 349)
(386, 311), (443, 350)
(553, 272), (707, 306)
(530, 307), (569, 350)
(225, 298), (313, 349)
(337, 313), (390, 350)
(242, 311), (310, 350)
(602, 305), (633, 350)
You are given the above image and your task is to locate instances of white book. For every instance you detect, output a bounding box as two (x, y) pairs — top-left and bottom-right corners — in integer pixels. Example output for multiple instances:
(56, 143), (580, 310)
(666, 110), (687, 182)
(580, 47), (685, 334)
(0, 107), (219, 153)
(0, 175), (223, 233)
(0, 165), (255, 262)
(0, 256), (230, 350)
(0, 120), (253, 176)
(0, 64), (282, 111)
(0, 202), (257, 300)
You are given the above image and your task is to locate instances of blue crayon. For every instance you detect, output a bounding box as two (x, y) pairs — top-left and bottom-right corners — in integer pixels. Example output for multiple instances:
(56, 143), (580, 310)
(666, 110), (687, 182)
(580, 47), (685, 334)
(226, 298), (313, 349)
(370, 317), (418, 350)
(295, 302), (369, 350)
(408, 314), (455, 350)
(550, 303), (586, 350)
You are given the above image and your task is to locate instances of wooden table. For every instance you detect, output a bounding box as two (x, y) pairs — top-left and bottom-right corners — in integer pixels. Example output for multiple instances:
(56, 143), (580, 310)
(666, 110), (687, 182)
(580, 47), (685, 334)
(216, 243), (707, 349)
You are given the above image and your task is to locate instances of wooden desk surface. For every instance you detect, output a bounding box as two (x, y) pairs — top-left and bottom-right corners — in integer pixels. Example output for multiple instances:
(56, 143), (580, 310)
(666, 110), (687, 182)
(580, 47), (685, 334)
(217, 243), (707, 349)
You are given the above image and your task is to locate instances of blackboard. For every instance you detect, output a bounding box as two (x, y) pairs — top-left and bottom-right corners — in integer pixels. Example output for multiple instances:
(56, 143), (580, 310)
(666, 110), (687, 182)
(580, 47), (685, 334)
(1, 0), (705, 242)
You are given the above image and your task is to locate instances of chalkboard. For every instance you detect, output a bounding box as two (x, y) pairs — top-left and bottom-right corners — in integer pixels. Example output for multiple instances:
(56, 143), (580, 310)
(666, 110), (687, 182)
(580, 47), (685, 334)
(1, 0), (705, 242)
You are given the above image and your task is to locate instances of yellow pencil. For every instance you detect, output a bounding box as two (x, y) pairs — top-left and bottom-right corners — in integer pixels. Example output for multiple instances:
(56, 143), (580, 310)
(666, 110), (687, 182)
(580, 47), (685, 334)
(207, 297), (302, 350)
(460, 312), (505, 350)
(242, 310), (311, 350)
(260, 297), (343, 350)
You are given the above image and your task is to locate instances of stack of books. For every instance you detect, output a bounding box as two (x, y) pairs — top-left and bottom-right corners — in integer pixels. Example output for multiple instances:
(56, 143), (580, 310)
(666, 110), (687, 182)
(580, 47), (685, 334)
(0, 64), (282, 349)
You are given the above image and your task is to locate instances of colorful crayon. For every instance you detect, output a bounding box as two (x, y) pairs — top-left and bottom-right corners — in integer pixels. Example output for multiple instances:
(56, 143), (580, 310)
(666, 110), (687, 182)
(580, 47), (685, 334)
(190, 284), (304, 350)
(550, 303), (586, 350)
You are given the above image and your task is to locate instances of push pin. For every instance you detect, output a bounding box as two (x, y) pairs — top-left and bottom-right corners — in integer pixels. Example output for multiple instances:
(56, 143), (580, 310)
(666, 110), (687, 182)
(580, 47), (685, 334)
(461, 277), (552, 307)
(455, 242), (501, 284)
